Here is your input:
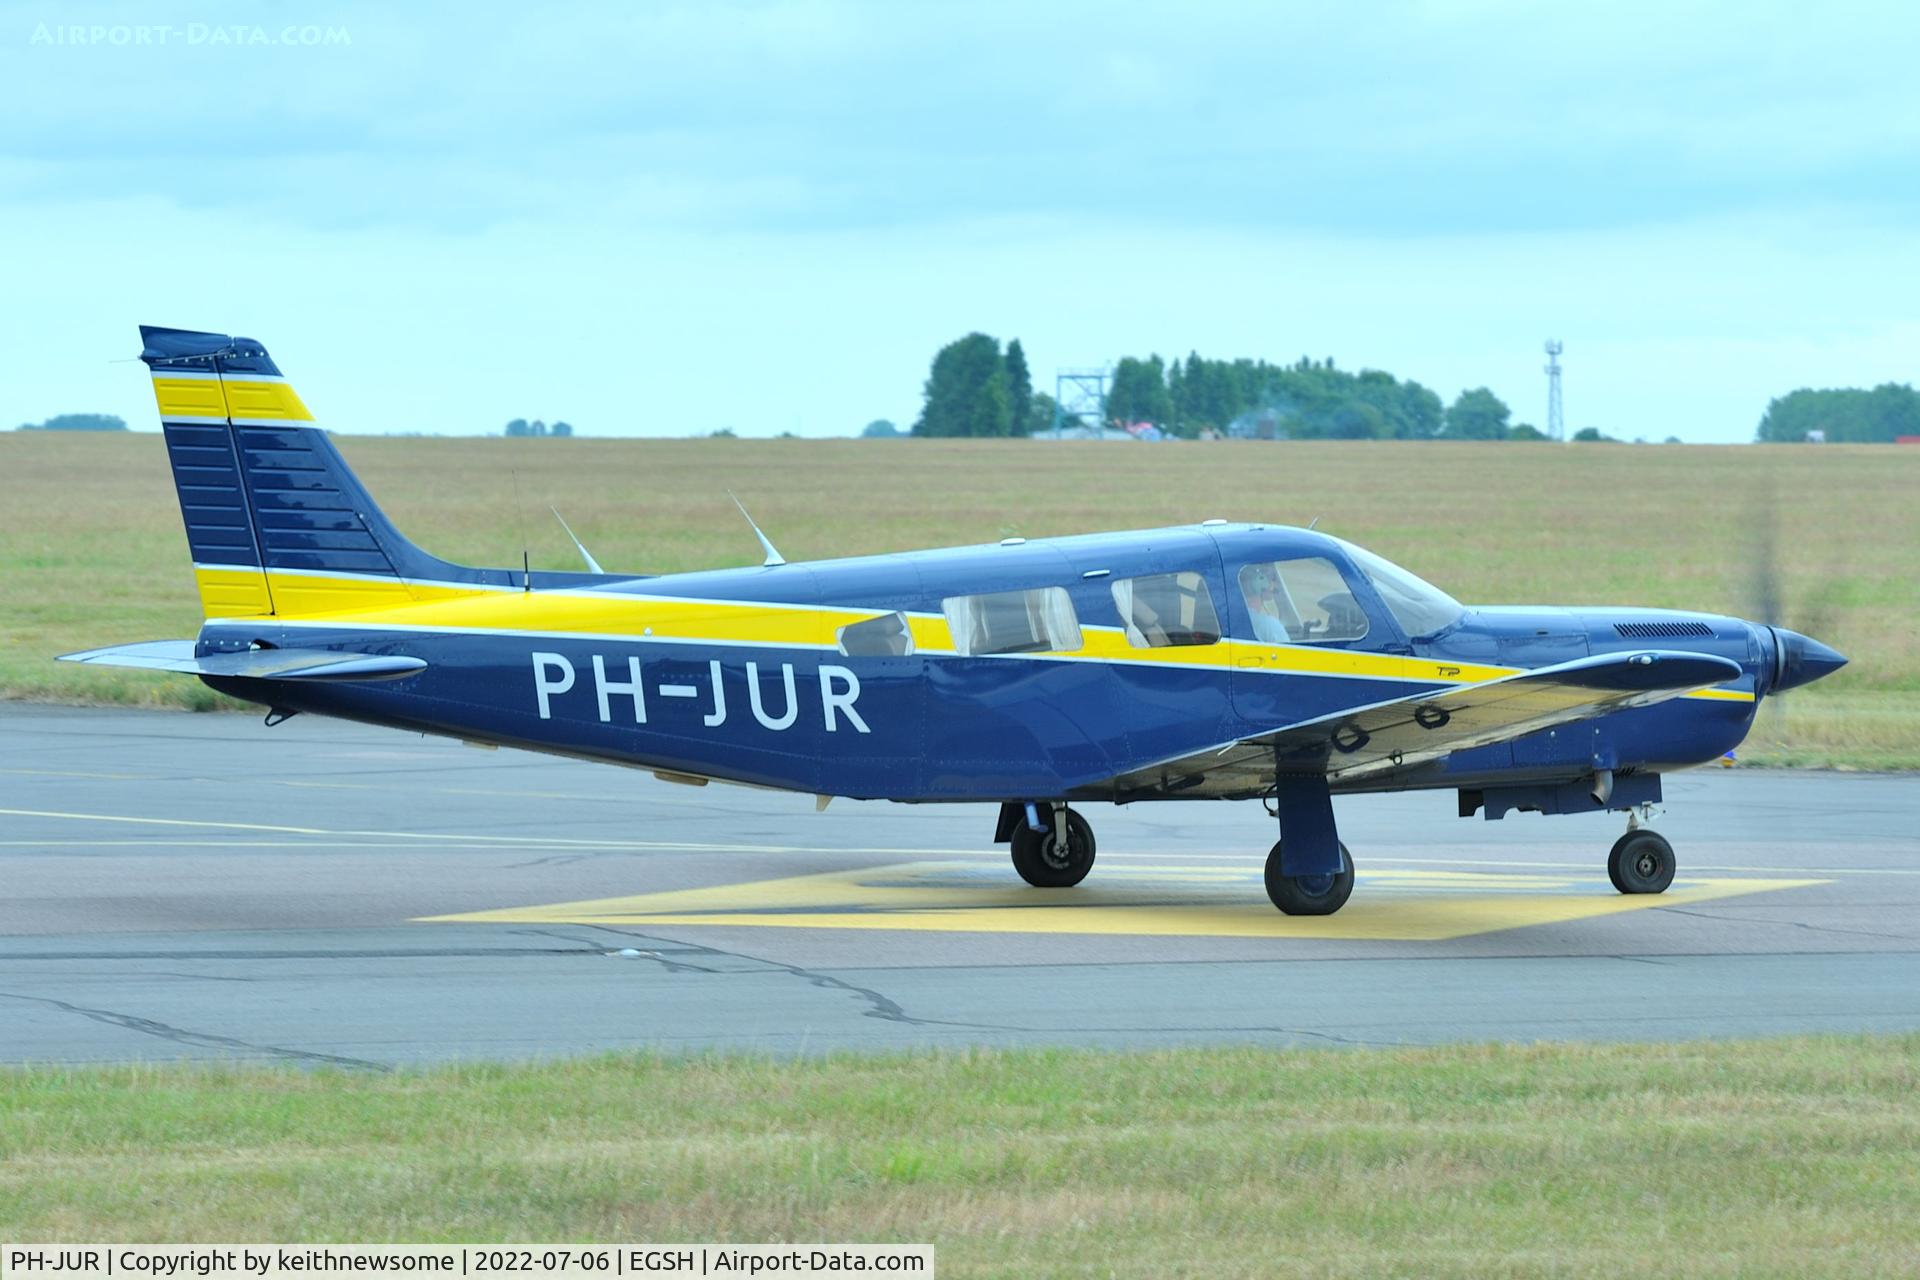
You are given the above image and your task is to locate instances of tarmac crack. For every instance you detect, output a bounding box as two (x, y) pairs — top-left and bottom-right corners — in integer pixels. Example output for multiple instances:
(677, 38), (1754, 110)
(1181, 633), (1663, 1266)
(568, 925), (1400, 1045)
(579, 926), (928, 1025)
(512, 927), (720, 974)
(0, 990), (389, 1071)
(1655, 905), (1920, 944)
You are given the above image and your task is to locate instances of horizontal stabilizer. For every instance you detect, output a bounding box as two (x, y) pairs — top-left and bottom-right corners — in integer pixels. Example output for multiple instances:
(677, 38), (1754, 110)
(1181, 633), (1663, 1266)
(59, 641), (426, 683)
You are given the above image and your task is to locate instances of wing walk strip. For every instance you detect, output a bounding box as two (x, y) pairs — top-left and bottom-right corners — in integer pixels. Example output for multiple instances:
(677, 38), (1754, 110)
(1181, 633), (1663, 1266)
(189, 565), (1756, 703)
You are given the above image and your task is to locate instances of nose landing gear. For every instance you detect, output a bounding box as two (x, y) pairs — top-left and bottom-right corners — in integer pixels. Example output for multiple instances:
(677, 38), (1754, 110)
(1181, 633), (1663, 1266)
(1607, 806), (1675, 894)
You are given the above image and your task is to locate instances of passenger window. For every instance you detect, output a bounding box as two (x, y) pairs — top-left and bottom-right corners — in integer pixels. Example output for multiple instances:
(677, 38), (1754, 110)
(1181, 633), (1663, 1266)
(1239, 558), (1368, 644)
(942, 587), (1082, 657)
(837, 611), (914, 657)
(1111, 571), (1221, 647)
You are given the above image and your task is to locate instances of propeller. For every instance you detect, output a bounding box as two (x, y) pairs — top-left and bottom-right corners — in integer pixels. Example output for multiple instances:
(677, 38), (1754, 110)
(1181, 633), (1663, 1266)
(1742, 471), (1846, 697)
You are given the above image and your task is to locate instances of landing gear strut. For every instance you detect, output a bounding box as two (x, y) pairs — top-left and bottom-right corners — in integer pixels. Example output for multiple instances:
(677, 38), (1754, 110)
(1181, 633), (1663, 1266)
(1009, 804), (1096, 888)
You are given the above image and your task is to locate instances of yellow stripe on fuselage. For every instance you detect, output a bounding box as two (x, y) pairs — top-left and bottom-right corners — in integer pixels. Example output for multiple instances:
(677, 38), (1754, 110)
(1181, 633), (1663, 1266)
(195, 567), (1755, 703)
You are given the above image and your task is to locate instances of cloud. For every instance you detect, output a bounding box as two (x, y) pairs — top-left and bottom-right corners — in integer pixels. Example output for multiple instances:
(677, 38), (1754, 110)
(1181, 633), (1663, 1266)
(6, 0), (1920, 235)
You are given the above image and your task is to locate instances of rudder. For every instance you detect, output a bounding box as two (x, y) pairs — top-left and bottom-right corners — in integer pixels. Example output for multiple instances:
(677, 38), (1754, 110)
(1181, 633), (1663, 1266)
(141, 325), (507, 617)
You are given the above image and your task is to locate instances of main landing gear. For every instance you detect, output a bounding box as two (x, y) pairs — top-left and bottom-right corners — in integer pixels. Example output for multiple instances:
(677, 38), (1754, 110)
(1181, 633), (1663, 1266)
(996, 780), (1360, 916)
(1007, 802), (1097, 888)
(1608, 807), (1676, 895)
(1264, 840), (1355, 915)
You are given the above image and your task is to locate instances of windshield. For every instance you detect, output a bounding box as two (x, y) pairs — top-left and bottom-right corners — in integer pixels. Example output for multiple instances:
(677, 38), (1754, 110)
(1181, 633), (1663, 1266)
(1333, 539), (1466, 638)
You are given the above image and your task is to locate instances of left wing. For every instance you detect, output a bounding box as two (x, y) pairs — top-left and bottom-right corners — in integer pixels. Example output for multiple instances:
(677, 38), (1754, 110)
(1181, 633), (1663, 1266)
(1102, 649), (1742, 800)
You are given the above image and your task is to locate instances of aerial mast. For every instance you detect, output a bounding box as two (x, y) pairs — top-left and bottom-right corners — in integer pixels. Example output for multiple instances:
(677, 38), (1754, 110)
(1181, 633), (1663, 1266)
(1544, 339), (1565, 442)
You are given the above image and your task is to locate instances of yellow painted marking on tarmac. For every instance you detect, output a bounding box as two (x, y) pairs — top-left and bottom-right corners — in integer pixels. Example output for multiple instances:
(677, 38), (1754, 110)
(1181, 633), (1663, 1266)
(423, 860), (1826, 941)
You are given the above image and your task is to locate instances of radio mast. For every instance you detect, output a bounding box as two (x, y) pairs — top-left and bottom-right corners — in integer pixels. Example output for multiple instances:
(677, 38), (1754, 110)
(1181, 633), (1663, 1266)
(1544, 339), (1564, 442)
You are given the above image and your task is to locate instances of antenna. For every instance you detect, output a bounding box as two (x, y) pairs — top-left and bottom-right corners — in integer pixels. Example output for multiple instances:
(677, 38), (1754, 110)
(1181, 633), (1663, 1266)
(549, 507), (605, 575)
(1306, 515), (1320, 531)
(727, 491), (787, 567)
(1544, 339), (1565, 443)
(508, 468), (532, 590)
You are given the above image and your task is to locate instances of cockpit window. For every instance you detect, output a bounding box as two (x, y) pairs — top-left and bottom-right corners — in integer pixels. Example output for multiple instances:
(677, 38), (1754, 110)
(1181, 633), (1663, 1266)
(1336, 539), (1465, 638)
(1238, 558), (1368, 644)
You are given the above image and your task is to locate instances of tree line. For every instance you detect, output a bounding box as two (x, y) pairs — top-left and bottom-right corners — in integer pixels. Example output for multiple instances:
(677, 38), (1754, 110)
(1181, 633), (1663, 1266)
(911, 334), (1545, 440)
(1755, 384), (1920, 442)
(15, 413), (127, 431)
(503, 418), (573, 437)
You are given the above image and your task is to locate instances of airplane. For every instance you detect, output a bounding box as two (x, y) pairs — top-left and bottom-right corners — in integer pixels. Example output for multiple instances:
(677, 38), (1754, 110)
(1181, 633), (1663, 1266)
(62, 326), (1849, 916)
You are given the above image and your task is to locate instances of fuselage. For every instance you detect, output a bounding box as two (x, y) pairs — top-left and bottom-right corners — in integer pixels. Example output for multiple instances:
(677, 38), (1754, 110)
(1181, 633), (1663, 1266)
(194, 523), (1792, 804)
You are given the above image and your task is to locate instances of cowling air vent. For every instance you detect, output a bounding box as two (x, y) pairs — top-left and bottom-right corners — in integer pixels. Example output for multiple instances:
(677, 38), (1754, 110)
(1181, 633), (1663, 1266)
(1614, 620), (1714, 639)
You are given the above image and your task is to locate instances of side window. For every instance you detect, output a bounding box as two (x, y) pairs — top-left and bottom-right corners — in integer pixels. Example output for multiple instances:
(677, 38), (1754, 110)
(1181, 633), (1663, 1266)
(1238, 558), (1368, 644)
(942, 587), (1082, 656)
(1110, 571), (1221, 647)
(837, 611), (914, 657)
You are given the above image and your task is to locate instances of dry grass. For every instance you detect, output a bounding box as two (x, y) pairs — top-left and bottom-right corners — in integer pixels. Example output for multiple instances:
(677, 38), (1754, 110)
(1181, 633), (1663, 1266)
(1, 434), (1914, 764)
(4, 1037), (1920, 1275)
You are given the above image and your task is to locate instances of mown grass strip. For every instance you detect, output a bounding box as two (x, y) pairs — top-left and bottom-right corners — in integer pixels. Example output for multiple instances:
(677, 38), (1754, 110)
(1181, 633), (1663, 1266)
(4, 1036), (1919, 1276)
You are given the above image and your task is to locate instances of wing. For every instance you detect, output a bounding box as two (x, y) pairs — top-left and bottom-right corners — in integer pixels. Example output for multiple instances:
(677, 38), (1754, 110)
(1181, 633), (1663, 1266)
(59, 640), (426, 682)
(1102, 649), (1743, 800)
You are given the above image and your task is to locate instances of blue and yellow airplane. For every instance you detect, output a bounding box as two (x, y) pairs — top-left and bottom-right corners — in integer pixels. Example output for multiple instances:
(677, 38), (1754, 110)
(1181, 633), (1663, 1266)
(63, 326), (1848, 916)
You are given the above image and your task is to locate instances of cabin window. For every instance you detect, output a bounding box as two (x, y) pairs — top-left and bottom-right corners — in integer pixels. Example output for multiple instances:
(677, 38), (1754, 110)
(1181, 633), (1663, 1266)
(837, 611), (915, 658)
(942, 587), (1082, 657)
(1111, 571), (1222, 647)
(1239, 557), (1369, 644)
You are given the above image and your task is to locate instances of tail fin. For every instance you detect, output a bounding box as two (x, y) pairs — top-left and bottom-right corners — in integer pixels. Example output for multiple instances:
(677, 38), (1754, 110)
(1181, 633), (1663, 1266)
(141, 325), (512, 617)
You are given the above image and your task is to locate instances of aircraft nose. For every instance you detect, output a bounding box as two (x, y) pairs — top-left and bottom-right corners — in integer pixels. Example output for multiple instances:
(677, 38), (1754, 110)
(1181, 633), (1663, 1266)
(1769, 627), (1848, 693)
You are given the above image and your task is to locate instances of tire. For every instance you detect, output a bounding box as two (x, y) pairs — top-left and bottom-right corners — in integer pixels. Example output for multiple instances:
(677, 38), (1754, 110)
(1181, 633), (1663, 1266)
(1608, 830), (1676, 894)
(1264, 840), (1355, 915)
(1010, 809), (1096, 887)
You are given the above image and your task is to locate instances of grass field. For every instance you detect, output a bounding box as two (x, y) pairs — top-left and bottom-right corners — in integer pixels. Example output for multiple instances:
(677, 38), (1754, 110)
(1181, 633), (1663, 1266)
(1, 433), (1915, 766)
(4, 1037), (1918, 1275)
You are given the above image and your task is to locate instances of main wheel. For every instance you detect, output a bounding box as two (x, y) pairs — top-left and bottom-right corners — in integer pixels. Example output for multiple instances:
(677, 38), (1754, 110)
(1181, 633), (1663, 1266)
(1264, 840), (1355, 915)
(1010, 809), (1096, 887)
(1608, 830), (1676, 894)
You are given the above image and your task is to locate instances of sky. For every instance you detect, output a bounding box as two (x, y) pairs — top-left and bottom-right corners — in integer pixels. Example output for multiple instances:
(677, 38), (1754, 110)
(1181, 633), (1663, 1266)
(3, 0), (1918, 442)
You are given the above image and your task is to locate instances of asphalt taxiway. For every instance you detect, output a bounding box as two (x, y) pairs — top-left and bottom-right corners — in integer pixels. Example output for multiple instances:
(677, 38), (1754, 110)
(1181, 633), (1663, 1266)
(2, 705), (1916, 1067)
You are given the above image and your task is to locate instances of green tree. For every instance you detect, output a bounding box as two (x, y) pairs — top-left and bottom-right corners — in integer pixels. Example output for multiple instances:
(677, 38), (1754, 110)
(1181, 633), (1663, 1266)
(504, 418), (530, 437)
(18, 412), (127, 431)
(1508, 422), (1546, 441)
(1003, 339), (1034, 438)
(1106, 355), (1172, 426)
(1756, 383), (1920, 442)
(914, 333), (1012, 437)
(550, 421), (573, 438)
(861, 419), (901, 438)
(1572, 426), (1617, 443)
(1442, 388), (1512, 440)
(1027, 393), (1060, 436)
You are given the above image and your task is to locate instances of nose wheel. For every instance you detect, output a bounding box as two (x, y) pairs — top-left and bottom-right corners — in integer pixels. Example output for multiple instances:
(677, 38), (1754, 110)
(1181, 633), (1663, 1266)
(1607, 829), (1675, 894)
(1010, 806), (1096, 887)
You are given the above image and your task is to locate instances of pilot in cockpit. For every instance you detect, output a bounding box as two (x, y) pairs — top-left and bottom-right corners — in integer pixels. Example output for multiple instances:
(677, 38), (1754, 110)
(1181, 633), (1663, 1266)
(1244, 565), (1294, 644)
